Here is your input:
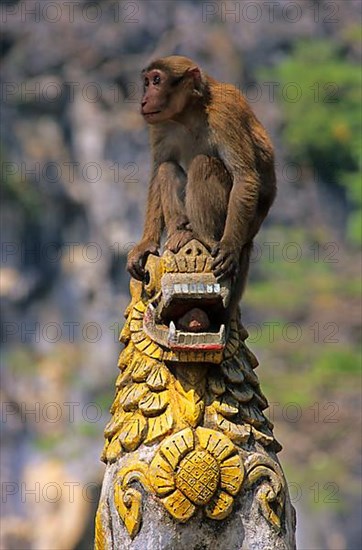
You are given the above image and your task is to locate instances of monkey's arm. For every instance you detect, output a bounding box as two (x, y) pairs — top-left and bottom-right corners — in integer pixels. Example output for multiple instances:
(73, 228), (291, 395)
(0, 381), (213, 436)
(211, 169), (259, 278)
(158, 162), (194, 253)
(142, 170), (165, 244)
(210, 121), (260, 279)
(127, 170), (164, 280)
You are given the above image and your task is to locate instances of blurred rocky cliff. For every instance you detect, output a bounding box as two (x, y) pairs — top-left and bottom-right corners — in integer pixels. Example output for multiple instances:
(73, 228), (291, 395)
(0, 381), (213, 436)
(1, 1), (361, 549)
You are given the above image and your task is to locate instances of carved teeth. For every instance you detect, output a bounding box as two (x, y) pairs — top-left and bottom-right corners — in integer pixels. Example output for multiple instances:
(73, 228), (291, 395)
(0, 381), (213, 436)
(170, 281), (225, 296)
(167, 322), (227, 347)
(222, 293), (230, 308)
(172, 282), (223, 294)
(169, 321), (176, 340)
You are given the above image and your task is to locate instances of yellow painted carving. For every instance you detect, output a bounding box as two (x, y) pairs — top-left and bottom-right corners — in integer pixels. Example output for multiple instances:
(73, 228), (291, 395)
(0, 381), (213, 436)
(101, 241), (286, 537)
(105, 437), (122, 463)
(196, 427), (236, 462)
(144, 407), (173, 444)
(114, 462), (151, 539)
(139, 390), (169, 416)
(146, 364), (169, 390)
(117, 343), (134, 370)
(216, 415), (251, 444)
(159, 428), (194, 468)
(149, 453), (176, 496)
(205, 491), (234, 520)
(161, 488), (196, 522)
(94, 501), (108, 550)
(213, 394), (239, 418)
(115, 486), (142, 538)
(176, 450), (219, 505)
(244, 454), (286, 531)
(149, 427), (244, 522)
(219, 454), (245, 495)
(118, 411), (147, 452)
(174, 382), (204, 427)
(119, 383), (149, 411)
(131, 354), (153, 381)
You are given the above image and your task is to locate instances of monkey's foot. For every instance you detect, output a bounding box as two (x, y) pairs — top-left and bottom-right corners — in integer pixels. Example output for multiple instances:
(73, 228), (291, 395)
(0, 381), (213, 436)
(211, 241), (239, 279)
(164, 229), (194, 253)
(127, 240), (160, 280)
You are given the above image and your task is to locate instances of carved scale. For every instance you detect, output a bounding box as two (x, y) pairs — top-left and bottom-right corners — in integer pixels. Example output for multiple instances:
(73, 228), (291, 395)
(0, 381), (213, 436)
(95, 240), (296, 550)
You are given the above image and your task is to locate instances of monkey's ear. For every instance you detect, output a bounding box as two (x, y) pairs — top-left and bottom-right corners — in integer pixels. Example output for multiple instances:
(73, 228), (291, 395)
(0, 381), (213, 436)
(186, 66), (202, 82)
(186, 66), (204, 96)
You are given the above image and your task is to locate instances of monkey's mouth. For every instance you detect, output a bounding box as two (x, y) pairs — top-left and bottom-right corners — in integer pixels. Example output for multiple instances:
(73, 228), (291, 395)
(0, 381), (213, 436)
(143, 273), (231, 352)
(142, 110), (162, 117)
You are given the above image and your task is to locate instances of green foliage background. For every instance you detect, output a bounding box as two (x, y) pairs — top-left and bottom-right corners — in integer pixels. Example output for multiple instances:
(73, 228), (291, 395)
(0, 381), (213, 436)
(261, 37), (362, 245)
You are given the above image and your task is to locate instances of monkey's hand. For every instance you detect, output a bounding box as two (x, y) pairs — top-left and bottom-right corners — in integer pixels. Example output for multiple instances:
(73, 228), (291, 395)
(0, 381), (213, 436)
(127, 240), (159, 280)
(175, 216), (192, 232)
(211, 240), (239, 280)
(165, 229), (194, 253)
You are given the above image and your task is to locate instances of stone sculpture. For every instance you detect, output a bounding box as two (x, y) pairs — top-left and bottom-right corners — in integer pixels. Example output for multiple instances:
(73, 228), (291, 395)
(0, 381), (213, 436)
(95, 240), (296, 549)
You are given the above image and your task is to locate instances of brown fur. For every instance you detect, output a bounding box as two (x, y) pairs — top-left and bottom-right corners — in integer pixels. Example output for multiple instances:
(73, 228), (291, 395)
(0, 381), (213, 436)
(127, 56), (276, 309)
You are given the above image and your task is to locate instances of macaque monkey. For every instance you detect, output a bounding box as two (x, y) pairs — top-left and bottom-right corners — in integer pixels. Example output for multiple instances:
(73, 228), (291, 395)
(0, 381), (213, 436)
(127, 55), (276, 308)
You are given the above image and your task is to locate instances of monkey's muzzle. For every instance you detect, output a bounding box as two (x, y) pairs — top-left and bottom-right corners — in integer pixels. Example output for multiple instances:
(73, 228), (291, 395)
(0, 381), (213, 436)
(143, 273), (231, 352)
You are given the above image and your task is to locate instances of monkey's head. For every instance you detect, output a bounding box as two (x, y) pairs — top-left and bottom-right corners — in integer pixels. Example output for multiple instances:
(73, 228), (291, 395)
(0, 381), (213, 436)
(140, 56), (205, 124)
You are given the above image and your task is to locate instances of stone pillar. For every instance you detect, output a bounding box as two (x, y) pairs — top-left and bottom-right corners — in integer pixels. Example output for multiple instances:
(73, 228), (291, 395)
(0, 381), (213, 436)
(95, 240), (296, 550)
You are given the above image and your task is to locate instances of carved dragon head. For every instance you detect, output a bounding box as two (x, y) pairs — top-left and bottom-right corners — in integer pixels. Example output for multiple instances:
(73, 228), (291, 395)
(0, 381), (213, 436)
(123, 240), (244, 364)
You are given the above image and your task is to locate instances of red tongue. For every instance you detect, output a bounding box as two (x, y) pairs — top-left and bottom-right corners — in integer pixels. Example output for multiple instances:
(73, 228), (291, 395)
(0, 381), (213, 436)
(176, 308), (210, 332)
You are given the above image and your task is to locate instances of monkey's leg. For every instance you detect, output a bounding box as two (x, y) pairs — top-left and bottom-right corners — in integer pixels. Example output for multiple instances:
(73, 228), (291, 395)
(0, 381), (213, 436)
(158, 162), (194, 252)
(157, 162), (187, 232)
(186, 155), (232, 250)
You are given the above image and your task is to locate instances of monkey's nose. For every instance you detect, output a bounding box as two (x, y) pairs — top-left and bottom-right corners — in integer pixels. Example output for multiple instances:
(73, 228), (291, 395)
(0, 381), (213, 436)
(141, 100), (147, 108)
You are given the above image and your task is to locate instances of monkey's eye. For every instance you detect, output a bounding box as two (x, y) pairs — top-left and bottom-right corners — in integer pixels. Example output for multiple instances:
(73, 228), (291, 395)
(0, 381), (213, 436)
(152, 74), (161, 85)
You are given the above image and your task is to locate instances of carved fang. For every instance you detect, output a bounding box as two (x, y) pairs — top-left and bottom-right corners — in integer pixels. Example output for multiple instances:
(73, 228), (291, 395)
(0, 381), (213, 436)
(169, 321), (176, 342)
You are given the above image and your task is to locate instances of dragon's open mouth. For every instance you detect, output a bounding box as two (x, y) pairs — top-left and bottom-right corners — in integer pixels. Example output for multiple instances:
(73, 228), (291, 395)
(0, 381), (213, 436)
(143, 273), (231, 351)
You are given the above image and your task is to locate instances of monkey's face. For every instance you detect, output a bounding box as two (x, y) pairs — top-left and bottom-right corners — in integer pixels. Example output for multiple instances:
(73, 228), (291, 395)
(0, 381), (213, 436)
(140, 69), (192, 124)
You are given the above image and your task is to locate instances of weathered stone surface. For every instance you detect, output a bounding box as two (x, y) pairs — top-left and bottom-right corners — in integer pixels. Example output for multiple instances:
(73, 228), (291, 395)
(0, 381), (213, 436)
(98, 448), (296, 550)
(96, 242), (296, 549)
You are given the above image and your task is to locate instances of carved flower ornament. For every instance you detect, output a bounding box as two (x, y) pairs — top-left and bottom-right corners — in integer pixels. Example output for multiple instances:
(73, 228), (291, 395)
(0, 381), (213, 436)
(149, 426), (244, 521)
